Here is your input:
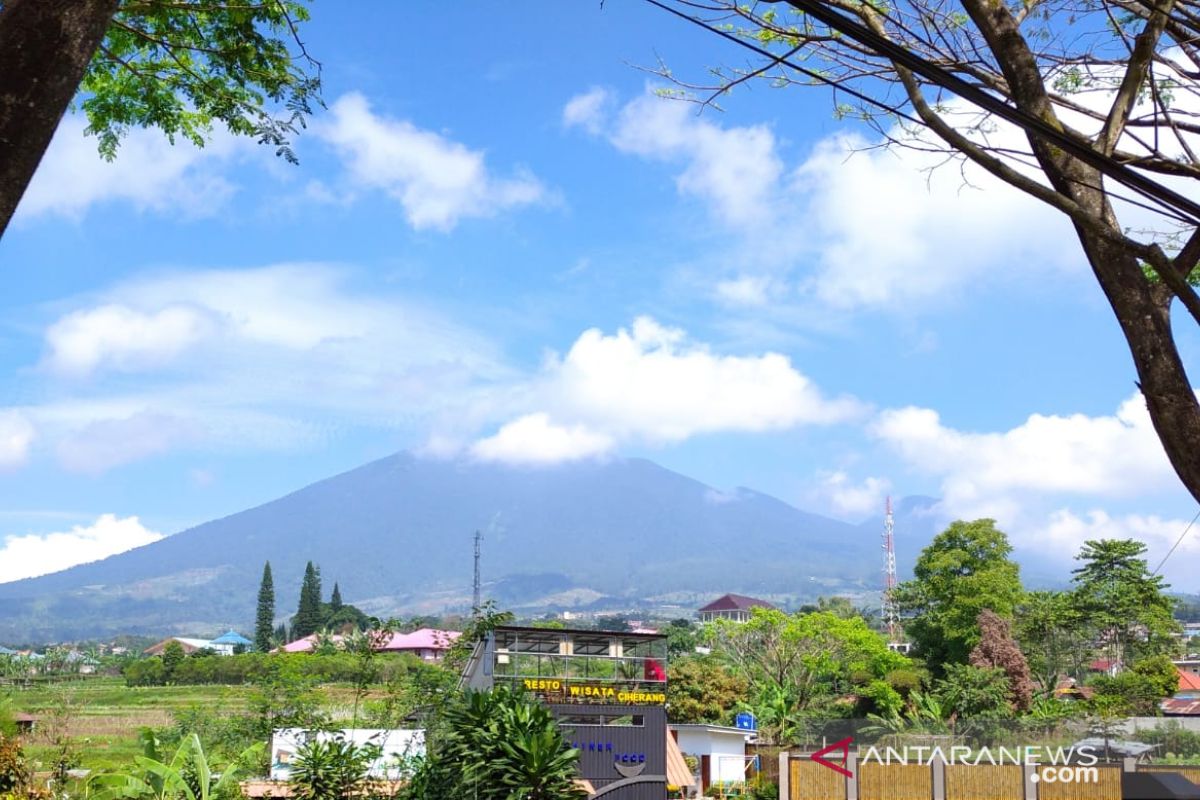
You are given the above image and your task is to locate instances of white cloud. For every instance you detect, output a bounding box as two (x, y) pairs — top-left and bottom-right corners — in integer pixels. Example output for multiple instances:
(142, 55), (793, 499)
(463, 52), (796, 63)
(0, 514), (163, 583)
(872, 394), (1174, 510)
(43, 304), (213, 377)
(819, 471), (891, 517)
(562, 87), (613, 134)
(16, 116), (241, 223)
(471, 413), (614, 465)
(1036, 508), (1200, 567)
(26, 264), (509, 472)
(0, 411), (35, 471)
(591, 91), (782, 228)
(316, 92), (546, 230)
(468, 316), (861, 464)
(576, 88), (1085, 311)
(715, 275), (780, 307)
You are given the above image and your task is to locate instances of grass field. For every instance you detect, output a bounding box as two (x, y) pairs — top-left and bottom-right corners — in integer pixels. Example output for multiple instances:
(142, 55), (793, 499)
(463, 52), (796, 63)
(4, 676), (368, 772)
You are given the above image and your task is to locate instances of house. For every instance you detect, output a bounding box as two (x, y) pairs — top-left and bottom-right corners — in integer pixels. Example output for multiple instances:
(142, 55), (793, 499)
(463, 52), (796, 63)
(276, 633), (345, 653)
(670, 724), (756, 796)
(697, 594), (776, 624)
(211, 630), (253, 652)
(13, 713), (36, 735)
(1176, 666), (1200, 698)
(143, 637), (217, 657)
(375, 628), (460, 661)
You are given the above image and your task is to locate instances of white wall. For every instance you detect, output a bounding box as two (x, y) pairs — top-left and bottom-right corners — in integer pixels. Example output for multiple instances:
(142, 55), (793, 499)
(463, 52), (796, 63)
(269, 728), (425, 780)
(673, 729), (750, 785)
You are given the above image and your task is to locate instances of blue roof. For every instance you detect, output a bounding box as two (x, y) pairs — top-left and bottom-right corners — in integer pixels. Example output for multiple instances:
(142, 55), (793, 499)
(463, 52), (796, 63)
(211, 630), (253, 645)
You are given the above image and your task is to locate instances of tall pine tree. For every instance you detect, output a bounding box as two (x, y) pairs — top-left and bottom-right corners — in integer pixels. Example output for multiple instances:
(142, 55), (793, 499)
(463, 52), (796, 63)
(254, 561), (275, 652)
(292, 561), (323, 639)
(330, 582), (343, 611)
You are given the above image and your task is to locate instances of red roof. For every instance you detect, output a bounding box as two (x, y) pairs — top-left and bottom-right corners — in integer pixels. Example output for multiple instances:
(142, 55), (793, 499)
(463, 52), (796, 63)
(698, 593), (776, 613)
(1162, 698), (1200, 716)
(1179, 668), (1200, 692)
(1089, 659), (1116, 672)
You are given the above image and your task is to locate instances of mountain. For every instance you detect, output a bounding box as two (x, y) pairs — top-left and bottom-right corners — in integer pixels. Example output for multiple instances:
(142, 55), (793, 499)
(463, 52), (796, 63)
(0, 453), (937, 642)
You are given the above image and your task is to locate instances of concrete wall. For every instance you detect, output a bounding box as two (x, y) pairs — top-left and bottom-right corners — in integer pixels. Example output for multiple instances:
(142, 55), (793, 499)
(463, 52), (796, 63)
(673, 728), (749, 785)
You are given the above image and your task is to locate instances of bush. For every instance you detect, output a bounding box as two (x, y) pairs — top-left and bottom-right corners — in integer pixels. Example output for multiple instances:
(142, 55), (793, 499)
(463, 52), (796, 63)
(123, 652), (420, 687)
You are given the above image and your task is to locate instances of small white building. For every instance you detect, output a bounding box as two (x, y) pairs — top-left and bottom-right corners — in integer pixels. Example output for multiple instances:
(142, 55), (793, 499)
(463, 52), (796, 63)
(670, 724), (756, 795)
(269, 729), (425, 780)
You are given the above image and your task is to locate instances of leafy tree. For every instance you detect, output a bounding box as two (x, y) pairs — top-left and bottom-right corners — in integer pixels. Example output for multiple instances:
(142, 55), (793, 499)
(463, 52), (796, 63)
(665, 618), (699, 658)
(969, 609), (1034, 711)
(934, 664), (1012, 719)
(161, 641), (185, 683)
(1015, 590), (1090, 696)
(893, 520), (1023, 673)
(255, 562), (275, 653)
(292, 561), (323, 640)
(656, 0), (1200, 508)
(706, 607), (909, 737)
(667, 655), (750, 724)
(1088, 655), (1181, 715)
(1071, 539), (1179, 668)
(0, 0), (320, 236)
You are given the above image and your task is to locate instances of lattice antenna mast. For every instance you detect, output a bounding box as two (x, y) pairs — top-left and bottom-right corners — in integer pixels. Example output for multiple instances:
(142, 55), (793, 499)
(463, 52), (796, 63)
(882, 497), (899, 639)
(473, 529), (482, 612)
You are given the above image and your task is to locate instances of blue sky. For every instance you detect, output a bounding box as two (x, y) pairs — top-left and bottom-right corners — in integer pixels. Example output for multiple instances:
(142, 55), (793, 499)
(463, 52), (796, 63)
(1, 1), (1197, 590)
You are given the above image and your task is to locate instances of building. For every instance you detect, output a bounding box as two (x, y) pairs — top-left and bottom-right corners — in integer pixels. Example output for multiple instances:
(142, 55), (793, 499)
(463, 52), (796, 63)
(144, 637), (220, 656)
(669, 724), (756, 796)
(211, 630), (253, 652)
(697, 594), (776, 624)
(143, 632), (251, 657)
(375, 628), (460, 661)
(461, 625), (671, 799)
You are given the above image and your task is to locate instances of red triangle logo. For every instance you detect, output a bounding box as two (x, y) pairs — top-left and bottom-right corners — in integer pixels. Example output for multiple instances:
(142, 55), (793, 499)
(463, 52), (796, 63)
(811, 736), (854, 777)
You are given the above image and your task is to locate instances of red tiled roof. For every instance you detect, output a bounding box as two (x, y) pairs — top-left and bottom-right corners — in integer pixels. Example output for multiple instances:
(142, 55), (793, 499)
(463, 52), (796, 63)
(1162, 698), (1200, 716)
(1179, 668), (1200, 692)
(698, 593), (776, 613)
(1089, 659), (1115, 672)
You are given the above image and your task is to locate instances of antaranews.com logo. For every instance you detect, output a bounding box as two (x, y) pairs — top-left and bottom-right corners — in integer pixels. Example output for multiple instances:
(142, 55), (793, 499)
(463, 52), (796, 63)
(811, 737), (1101, 785)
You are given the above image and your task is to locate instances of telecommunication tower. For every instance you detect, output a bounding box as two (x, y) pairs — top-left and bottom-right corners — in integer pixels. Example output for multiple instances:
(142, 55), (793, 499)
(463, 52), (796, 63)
(882, 497), (899, 639)
(473, 529), (482, 612)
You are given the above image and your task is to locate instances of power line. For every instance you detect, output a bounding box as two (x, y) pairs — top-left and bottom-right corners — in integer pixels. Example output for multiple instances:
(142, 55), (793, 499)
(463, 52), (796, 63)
(644, 0), (1200, 226)
(1152, 506), (1200, 575)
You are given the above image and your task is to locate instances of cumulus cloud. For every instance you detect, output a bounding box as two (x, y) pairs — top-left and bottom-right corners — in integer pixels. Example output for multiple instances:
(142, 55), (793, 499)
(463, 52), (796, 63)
(16, 116), (241, 223)
(44, 305), (213, 377)
(0, 514), (163, 583)
(468, 317), (861, 464)
(570, 88), (1084, 311)
(316, 92), (546, 230)
(0, 411), (35, 471)
(471, 413), (614, 465)
(819, 471), (891, 517)
(872, 394), (1174, 511)
(562, 87), (613, 134)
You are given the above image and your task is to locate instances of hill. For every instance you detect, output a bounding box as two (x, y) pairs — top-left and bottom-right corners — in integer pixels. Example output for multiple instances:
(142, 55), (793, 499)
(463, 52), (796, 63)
(0, 453), (936, 642)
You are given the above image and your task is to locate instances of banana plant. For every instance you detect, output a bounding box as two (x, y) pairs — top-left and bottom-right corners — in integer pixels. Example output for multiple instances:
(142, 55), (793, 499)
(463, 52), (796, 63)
(90, 731), (263, 800)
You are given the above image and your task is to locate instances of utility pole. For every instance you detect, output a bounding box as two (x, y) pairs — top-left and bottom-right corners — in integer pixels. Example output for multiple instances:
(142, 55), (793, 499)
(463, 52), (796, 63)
(473, 529), (482, 612)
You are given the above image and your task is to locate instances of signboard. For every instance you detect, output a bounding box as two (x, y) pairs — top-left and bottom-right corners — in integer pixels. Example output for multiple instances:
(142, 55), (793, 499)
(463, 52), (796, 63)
(735, 712), (757, 731)
(521, 678), (666, 704)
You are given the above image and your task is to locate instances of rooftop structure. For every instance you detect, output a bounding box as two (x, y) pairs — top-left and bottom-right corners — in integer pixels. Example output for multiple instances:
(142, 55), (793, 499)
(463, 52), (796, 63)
(697, 594), (776, 624)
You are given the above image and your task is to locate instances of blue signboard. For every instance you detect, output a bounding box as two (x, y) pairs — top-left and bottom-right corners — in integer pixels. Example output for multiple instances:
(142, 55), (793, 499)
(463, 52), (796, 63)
(735, 712), (757, 731)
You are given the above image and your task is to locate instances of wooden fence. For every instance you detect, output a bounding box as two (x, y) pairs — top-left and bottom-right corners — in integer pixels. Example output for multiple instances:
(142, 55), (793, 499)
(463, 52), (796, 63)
(780, 753), (1148, 800)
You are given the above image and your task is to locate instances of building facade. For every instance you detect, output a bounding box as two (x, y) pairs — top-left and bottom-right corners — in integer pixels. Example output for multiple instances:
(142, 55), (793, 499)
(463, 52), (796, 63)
(697, 593), (776, 623)
(461, 625), (671, 800)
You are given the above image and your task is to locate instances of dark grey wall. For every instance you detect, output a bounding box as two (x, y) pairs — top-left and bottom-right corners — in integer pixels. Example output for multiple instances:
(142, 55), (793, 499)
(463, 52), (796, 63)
(552, 704), (667, 800)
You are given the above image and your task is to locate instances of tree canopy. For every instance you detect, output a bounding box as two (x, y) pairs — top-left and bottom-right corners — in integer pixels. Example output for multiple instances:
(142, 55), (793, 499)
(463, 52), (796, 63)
(0, 0), (319, 235)
(893, 519), (1023, 672)
(655, 0), (1200, 507)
